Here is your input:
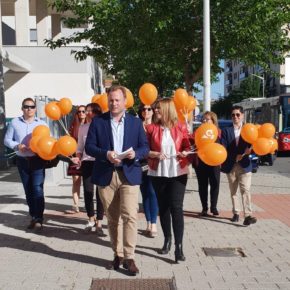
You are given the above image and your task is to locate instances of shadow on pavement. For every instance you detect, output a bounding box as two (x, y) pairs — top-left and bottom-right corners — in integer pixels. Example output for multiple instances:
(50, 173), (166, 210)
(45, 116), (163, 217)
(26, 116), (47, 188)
(0, 167), (21, 183)
(0, 232), (109, 268)
(183, 210), (246, 227)
(0, 210), (173, 266)
(0, 193), (76, 213)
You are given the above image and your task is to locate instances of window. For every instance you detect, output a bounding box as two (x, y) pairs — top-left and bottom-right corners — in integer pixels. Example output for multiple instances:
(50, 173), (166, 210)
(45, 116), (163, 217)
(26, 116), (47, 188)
(30, 29), (37, 42)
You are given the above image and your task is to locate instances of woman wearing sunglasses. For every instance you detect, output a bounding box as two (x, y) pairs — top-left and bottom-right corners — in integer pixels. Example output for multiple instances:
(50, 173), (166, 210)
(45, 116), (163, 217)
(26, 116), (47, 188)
(67, 105), (87, 213)
(194, 111), (221, 217)
(146, 98), (191, 263)
(72, 103), (105, 234)
(138, 103), (158, 238)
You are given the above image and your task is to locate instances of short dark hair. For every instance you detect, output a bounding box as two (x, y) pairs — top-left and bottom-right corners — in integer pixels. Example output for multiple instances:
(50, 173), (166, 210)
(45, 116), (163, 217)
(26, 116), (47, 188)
(107, 85), (127, 99)
(231, 105), (244, 114)
(86, 103), (102, 116)
(137, 103), (155, 120)
(22, 98), (35, 107)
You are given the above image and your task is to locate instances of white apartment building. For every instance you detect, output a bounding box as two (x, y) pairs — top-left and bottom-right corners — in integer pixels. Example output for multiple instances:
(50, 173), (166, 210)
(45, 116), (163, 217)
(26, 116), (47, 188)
(224, 56), (290, 97)
(1, 0), (104, 118)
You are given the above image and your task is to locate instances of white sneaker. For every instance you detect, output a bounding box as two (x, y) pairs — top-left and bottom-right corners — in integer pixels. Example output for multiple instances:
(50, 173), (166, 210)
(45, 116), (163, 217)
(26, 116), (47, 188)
(84, 221), (95, 232)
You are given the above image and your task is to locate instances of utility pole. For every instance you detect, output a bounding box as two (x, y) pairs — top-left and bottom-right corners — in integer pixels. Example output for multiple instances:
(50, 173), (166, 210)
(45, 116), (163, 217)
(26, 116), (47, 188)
(0, 49), (7, 169)
(251, 73), (265, 98)
(203, 0), (211, 112)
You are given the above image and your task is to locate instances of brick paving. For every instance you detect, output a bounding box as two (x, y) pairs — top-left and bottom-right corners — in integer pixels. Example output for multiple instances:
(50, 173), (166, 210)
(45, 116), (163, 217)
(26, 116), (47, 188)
(0, 164), (290, 290)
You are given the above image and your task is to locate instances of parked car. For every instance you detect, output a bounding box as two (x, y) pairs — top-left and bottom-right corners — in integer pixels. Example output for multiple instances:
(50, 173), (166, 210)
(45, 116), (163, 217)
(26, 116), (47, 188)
(249, 154), (259, 173)
(218, 119), (232, 129)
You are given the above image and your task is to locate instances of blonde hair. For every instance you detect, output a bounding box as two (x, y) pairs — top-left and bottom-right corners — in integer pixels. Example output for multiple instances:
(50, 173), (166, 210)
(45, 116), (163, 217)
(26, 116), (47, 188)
(156, 98), (178, 128)
(203, 111), (219, 127)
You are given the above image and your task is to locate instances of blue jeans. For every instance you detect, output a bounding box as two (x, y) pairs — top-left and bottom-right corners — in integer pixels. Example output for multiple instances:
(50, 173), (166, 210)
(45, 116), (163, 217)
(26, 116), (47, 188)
(140, 174), (158, 224)
(16, 156), (45, 222)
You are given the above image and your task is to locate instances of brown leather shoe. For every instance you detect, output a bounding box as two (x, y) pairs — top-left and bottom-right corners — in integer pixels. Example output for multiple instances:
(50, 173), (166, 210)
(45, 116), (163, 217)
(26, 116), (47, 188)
(123, 259), (139, 276)
(107, 256), (123, 270)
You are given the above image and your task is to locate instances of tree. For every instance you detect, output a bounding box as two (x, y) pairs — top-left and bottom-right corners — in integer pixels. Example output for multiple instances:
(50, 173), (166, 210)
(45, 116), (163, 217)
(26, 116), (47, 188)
(46, 0), (290, 96)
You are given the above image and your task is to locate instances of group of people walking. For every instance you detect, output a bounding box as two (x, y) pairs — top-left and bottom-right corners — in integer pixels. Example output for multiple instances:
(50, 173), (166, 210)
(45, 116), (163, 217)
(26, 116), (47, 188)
(4, 86), (257, 276)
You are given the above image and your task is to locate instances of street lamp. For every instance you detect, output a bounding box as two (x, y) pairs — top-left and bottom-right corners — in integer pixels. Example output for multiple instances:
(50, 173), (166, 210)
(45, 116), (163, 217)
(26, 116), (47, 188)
(203, 0), (211, 112)
(251, 73), (265, 98)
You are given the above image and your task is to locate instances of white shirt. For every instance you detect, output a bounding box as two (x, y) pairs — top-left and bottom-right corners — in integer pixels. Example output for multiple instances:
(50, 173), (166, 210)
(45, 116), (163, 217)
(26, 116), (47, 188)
(77, 123), (95, 161)
(148, 128), (188, 177)
(234, 124), (242, 146)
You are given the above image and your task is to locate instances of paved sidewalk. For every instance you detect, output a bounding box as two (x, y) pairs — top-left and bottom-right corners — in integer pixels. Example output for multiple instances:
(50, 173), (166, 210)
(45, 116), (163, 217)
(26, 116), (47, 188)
(0, 165), (290, 290)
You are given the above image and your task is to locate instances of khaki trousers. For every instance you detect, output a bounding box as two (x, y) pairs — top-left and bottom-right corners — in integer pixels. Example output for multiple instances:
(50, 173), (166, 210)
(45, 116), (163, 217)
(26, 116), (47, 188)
(98, 170), (139, 259)
(226, 163), (252, 216)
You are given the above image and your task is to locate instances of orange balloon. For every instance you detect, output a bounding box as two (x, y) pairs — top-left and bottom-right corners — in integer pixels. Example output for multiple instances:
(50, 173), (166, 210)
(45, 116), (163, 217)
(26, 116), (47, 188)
(241, 123), (258, 144)
(91, 94), (101, 103)
(45, 102), (61, 120)
(173, 88), (189, 109)
(37, 136), (57, 156)
(38, 151), (57, 161)
(125, 88), (134, 109)
(259, 123), (275, 138)
(139, 83), (158, 105)
(32, 125), (50, 138)
(58, 98), (72, 115)
(253, 137), (272, 155)
(268, 137), (278, 153)
(187, 96), (197, 112)
(197, 143), (227, 166)
(56, 135), (77, 156)
(29, 135), (41, 153)
(195, 123), (218, 149)
(97, 93), (109, 112)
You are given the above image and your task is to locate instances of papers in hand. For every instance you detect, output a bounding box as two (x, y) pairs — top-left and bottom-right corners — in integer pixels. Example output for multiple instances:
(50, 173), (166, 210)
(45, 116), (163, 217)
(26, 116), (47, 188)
(115, 147), (133, 160)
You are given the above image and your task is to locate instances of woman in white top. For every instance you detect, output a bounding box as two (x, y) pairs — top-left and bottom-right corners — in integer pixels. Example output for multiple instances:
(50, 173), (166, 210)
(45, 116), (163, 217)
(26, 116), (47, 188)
(73, 103), (104, 235)
(146, 98), (191, 263)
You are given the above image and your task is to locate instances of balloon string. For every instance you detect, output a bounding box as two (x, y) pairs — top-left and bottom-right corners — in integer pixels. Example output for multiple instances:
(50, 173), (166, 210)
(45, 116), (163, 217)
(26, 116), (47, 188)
(4, 151), (17, 158)
(58, 119), (70, 136)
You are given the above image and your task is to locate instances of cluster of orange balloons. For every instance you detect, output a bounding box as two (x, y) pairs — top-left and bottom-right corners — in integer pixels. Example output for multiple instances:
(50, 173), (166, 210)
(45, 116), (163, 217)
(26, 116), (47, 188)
(92, 88), (135, 112)
(241, 123), (278, 155)
(45, 98), (73, 121)
(173, 88), (197, 122)
(195, 123), (227, 166)
(91, 93), (109, 112)
(29, 125), (77, 160)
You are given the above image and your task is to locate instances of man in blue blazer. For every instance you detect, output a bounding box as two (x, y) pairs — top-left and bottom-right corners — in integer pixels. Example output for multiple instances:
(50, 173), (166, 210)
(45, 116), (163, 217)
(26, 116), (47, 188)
(85, 85), (149, 275)
(221, 105), (257, 226)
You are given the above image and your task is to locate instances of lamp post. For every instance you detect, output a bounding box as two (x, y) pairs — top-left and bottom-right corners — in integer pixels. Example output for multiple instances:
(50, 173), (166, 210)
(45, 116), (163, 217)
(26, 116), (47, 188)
(203, 0), (211, 112)
(251, 73), (265, 98)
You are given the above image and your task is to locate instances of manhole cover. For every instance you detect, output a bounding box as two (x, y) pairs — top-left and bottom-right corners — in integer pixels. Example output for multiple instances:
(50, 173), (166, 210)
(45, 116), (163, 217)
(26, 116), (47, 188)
(202, 247), (246, 257)
(90, 278), (177, 290)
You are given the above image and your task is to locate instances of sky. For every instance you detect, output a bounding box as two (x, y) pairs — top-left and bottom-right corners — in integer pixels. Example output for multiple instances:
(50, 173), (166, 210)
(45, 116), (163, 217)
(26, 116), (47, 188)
(194, 60), (225, 101)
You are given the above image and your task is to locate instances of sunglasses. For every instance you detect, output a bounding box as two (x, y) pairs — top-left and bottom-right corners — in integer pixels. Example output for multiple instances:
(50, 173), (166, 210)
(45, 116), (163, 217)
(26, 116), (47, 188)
(77, 110), (86, 114)
(142, 108), (152, 112)
(22, 105), (36, 109)
(231, 113), (241, 117)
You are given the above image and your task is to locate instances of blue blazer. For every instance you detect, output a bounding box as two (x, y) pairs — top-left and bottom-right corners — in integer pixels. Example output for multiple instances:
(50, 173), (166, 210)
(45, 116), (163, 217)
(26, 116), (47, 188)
(85, 112), (149, 186)
(220, 126), (252, 174)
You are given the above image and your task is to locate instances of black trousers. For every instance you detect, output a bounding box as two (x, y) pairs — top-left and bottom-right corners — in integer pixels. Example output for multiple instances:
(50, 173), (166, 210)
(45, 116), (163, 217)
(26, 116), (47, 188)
(195, 161), (220, 211)
(151, 174), (187, 245)
(82, 161), (104, 220)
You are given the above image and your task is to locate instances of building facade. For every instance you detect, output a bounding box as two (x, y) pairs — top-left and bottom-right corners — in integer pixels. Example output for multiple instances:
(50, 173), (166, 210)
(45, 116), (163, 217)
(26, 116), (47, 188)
(224, 57), (290, 97)
(1, 0), (104, 118)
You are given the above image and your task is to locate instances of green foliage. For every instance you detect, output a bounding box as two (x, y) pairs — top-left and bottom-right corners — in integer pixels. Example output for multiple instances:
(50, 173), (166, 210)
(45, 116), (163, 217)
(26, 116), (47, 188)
(46, 0), (290, 97)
